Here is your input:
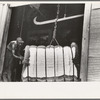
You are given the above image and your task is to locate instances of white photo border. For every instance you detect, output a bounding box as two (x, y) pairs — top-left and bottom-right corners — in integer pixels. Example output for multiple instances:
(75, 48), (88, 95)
(0, 1), (100, 99)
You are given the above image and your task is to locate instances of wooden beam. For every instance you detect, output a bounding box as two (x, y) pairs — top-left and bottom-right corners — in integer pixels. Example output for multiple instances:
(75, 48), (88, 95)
(10, 3), (35, 7)
(80, 3), (92, 81)
(92, 3), (100, 10)
(0, 4), (12, 81)
(0, 4), (3, 24)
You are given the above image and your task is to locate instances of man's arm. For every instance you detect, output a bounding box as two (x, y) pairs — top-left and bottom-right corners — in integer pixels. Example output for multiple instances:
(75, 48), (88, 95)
(12, 44), (23, 60)
(22, 46), (30, 66)
(12, 50), (20, 59)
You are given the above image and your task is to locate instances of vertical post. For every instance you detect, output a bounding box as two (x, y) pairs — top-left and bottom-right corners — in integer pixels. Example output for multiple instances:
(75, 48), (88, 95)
(80, 3), (92, 81)
(0, 4), (12, 81)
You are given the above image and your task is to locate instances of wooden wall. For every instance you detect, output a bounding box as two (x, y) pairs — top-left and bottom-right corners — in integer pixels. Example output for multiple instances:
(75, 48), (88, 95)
(87, 3), (100, 81)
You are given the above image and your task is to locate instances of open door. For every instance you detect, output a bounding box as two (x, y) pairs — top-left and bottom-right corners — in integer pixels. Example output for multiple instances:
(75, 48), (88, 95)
(1, 3), (87, 82)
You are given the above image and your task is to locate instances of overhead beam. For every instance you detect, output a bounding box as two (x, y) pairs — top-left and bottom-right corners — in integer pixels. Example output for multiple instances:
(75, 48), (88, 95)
(10, 3), (35, 7)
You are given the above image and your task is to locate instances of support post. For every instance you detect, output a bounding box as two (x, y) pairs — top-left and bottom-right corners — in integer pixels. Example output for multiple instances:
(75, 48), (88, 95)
(80, 3), (92, 81)
(0, 4), (12, 81)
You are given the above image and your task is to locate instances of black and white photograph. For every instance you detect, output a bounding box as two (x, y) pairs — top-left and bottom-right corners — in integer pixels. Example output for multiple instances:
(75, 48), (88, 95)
(0, 2), (85, 82)
(0, 0), (100, 98)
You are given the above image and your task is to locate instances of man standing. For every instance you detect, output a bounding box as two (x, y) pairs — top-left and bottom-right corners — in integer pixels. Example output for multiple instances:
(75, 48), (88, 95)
(2, 37), (24, 82)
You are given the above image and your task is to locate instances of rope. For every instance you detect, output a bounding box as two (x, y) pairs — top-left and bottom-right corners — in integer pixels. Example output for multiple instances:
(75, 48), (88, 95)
(36, 46), (37, 82)
(27, 65), (29, 82)
(50, 4), (60, 46)
(54, 46), (56, 82)
(45, 47), (47, 82)
(71, 47), (75, 81)
(64, 4), (67, 17)
(20, 6), (25, 37)
(62, 48), (65, 81)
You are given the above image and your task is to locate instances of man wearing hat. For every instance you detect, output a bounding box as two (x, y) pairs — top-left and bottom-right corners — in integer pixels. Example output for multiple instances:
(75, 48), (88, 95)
(2, 37), (24, 82)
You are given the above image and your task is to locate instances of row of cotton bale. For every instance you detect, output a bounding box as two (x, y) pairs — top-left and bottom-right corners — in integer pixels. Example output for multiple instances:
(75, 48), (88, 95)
(22, 45), (78, 82)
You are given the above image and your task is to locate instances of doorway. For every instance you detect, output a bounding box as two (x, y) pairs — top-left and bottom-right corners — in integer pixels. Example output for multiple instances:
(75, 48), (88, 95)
(4, 4), (85, 81)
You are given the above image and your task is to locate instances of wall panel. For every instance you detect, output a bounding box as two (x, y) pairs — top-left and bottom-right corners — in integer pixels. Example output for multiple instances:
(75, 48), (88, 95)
(87, 3), (100, 81)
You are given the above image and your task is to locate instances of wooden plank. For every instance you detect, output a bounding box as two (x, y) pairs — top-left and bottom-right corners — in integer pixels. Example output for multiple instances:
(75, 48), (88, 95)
(10, 3), (35, 7)
(87, 4), (100, 81)
(92, 3), (100, 10)
(90, 18), (100, 25)
(0, 4), (7, 48)
(91, 23), (100, 29)
(0, 4), (3, 81)
(80, 3), (92, 81)
(91, 10), (100, 19)
(90, 28), (100, 34)
(0, 4), (3, 27)
(88, 57), (100, 81)
(89, 45), (100, 49)
(0, 4), (12, 81)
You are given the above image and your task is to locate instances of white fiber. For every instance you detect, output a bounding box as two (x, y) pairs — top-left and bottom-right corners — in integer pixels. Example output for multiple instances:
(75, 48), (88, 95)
(64, 46), (77, 77)
(46, 45), (54, 77)
(55, 46), (64, 76)
(37, 46), (45, 77)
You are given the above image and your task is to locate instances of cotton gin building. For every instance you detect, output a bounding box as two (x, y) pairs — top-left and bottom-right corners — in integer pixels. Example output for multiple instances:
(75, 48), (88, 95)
(0, 2), (99, 82)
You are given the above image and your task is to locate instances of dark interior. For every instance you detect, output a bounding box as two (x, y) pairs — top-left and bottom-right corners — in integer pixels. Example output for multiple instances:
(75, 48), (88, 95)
(6, 4), (84, 79)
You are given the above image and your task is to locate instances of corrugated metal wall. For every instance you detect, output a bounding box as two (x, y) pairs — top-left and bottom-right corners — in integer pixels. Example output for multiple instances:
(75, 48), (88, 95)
(87, 4), (100, 81)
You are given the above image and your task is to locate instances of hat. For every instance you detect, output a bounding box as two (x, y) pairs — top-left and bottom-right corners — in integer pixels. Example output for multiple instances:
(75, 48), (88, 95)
(16, 37), (24, 43)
